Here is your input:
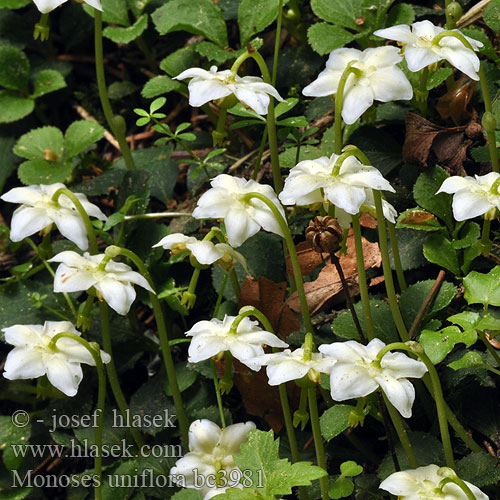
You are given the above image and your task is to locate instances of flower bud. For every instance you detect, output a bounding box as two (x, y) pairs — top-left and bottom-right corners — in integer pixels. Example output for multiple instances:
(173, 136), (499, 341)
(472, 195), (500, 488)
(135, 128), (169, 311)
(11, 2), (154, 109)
(305, 216), (343, 254)
(445, 2), (463, 23)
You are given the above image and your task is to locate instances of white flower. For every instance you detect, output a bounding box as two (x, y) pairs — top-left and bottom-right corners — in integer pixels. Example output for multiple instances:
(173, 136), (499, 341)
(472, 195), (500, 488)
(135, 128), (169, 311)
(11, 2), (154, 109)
(374, 20), (483, 80)
(153, 233), (247, 271)
(174, 66), (283, 115)
(2, 321), (110, 397)
(318, 338), (427, 418)
(32, 0), (102, 14)
(1, 183), (107, 250)
(185, 315), (288, 369)
(302, 46), (412, 124)
(170, 419), (255, 496)
(436, 173), (500, 221)
(279, 154), (395, 215)
(252, 348), (337, 385)
(49, 251), (154, 316)
(380, 464), (489, 500)
(192, 174), (286, 247)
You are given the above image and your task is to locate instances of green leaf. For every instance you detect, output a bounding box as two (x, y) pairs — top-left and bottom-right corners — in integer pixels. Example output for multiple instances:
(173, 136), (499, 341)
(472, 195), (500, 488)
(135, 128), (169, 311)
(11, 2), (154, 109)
(83, 0), (129, 25)
(274, 97), (299, 118)
(413, 166), (453, 229)
(150, 97), (166, 113)
(279, 146), (323, 168)
(165, 363), (197, 395)
(448, 351), (485, 370)
(277, 116), (309, 127)
(0, 135), (17, 192)
(400, 280), (456, 332)
(17, 159), (74, 185)
(14, 126), (64, 161)
(385, 3), (415, 26)
(238, 0), (278, 44)
(0, 91), (34, 123)
(484, 0), (500, 35)
(0, 487), (33, 500)
(420, 326), (477, 364)
(30, 70), (66, 99)
(340, 461), (363, 477)
(0, 0), (30, 8)
(307, 23), (359, 55)
(462, 27), (498, 62)
(426, 67), (453, 90)
(0, 45), (29, 91)
(310, 0), (362, 29)
(160, 45), (200, 77)
(463, 266), (500, 307)
(452, 222), (480, 250)
(152, 0), (228, 47)
(456, 452), (500, 487)
(141, 75), (181, 99)
(389, 228), (427, 271)
(108, 81), (137, 100)
(396, 208), (444, 232)
(64, 120), (105, 158)
(170, 491), (202, 500)
(320, 405), (352, 441)
(332, 299), (399, 344)
(329, 477), (354, 499)
(103, 14), (148, 43)
(233, 429), (327, 497)
(0, 415), (31, 470)
(423, 233), (460, 276)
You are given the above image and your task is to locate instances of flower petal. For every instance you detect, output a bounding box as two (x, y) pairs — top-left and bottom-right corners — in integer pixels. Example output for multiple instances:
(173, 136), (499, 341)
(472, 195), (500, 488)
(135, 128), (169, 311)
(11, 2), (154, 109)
(376, 375), (415, 418)
(342, 83), (374, 124)
(3, 348), (46, 380)
(9, 206), (52, 242)
(45, 354), (83, 396)
(95, 278), (136, 315)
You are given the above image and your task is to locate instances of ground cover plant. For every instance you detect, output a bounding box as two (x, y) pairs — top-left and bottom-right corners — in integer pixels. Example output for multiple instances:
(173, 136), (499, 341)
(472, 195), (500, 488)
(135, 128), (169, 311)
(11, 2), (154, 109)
(0, 0), (500, 499)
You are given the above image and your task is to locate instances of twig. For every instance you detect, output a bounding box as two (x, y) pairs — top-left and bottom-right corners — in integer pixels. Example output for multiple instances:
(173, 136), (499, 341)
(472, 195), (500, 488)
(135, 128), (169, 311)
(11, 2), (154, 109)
(408, 270), (446, 339)
(456, 0), (491, 28)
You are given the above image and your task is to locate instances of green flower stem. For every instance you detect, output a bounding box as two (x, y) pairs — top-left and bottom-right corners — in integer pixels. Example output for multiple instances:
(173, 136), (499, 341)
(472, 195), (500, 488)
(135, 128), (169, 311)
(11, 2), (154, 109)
(229, 269), (241, 300)
(416, 67), (429, 114)
(26, 238), (77, 319)
(213, 108), (228, 146)
(213, 272), (228, 318)
(439, 475), (477, 500)
(210, 359), (226, 428)
(52, 187), (98, 254)
(108, 246), (189, 447)
(334, 63), (362, 155)
(94, 10), (135, 170)
(251, 128), (269, 181)
(49, 332), (106, 500)
(351, 214), (376, 341)
(123, 212), (192, 221)
(382, 392), (418, 468)
(240, 193), (313, 333)
(377, 342), (455, 469)
(480, 218), (492, 256)
(230, 51), (283, 192)
(373, 190), (409, 342)
(387, 222), (407, 292)
(377, 391), (400, 471)
(432, 31), (499, 173)
(272, 0), (283, 85)
(308, 387), (329, 500)
(99, 302), (145, 449)
(183, 267), (201, 308)
(478, 330), (500, 366)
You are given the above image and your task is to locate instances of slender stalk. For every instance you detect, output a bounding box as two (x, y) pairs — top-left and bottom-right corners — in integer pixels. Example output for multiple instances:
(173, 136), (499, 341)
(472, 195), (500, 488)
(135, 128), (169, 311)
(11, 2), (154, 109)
(480, 218), (492, 256)
(272, 0), (283, 85)
(210, 359), (226, 428)
(251, 128), (268, 181)
(229, 268), (241, 300)
(49, 333), (106, 500)
(377, 392), (400, 471)
(108, 246), (189, 447)
(387, 222), (407, 292)
(441, 477), (477, 500)
(382, 393), (419, 468)
(99, 302), (145, 448)
(351, 214), (376, 340)
(51, 188), (98, 254)
(213, 272), (228, 318)
(182, 267), (201, 308)
(373, 191), (409, 342)
(240, 193), (313, 333)
(308, 388), (329, 500)
(478, 330), (500, 366)
(94, 10), (135, 170)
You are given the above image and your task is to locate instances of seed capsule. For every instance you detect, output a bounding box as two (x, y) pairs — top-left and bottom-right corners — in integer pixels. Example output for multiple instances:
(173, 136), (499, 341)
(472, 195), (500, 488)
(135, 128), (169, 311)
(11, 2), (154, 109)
(305, 216), (343, 254)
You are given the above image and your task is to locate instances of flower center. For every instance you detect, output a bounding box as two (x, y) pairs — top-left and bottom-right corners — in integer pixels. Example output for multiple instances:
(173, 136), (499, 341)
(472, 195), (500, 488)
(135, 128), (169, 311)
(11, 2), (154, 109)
(417, 35), (434, 48)
(417, 479), (445, 499)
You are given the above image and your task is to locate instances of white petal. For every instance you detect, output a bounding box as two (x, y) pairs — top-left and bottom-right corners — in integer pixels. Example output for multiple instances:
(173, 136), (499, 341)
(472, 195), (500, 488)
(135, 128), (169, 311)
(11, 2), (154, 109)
(84, 0), (102, 10)
(3, 348), (46, 380)
(329, 364), (379, 401)
(233, 87), (270, 115)
(381, 351), (428, 379)
(95, 278), (136, 315)
(369, 67), (413, 102)
(188, 80), (232, 107)
(376, 376), (415, 418)
(452, 191), (493, 220)
(342, 83), (374, 124)
(188, 334), (227, 363)
(361, 46), (403, 67)
(188, 240), (224, 265)
(266, 359), (311, 385)
(439, 46), (480, 80)
(303, 67), (341, 97)
(9, 206), (52, 242)
(224, 208), (260, 247)
(3, 324), (44, 347)
(373, 25), (415, 44)
(32, 0), (68, 13)
(1, 186), (43, 204)
(45, 355), (82, 396)
(188, 419), (221, 453)
(404, 46), (441, 72)
(153, 233), (193, 249)
(53, 264), (97, 293)
(324, 182), (367, 214)
(50, 210), (89, 250)
(219, 422), (255, 454)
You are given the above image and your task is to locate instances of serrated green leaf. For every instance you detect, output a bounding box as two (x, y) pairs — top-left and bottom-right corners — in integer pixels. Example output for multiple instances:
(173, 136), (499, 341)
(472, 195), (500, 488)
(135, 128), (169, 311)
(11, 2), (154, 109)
(320, 404), (353, 441)
(141, 75), (181, 99)
(238, 0), (279, 45)
(484, 0), (500, 35)
(83, 0), (129, 26)
(103, 14), (148, 43)
(64, 120), (105, 159)
(279, 145), (323, 168)
(0, 415), (31, 470)
(152, 0), (228, 47)
(456, 452), (500, 487)
(385, 3), (415, 26)
(464, 266), (500, 307)
(448, 351), (485, 370)
(413, 166), (453, 229)
(423, 233), (460, 275)
(420, 326), (477, 364)
(30, 70), (66, 99)
(0, 45), (29, 91)
(396, 208), (444, 232)
(311, 0), (362, 29)
(170, 490), (202, 500)
(329, 477), (354, 499)
(452, 222), (480, 250)
(14, 126), (64, 161)
(18, 159), (74, 185)
(426, 67), (453, 90)
(160, 45), (200, 76)
(447, 311), (481, 331)
(332, 299), (399, 344)
(307, 23), (359, 55)
(0, 91), (34, 123)
(400, 280), (456, 333)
